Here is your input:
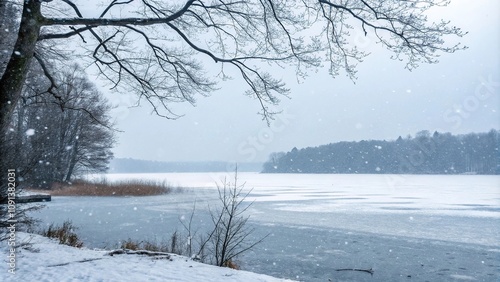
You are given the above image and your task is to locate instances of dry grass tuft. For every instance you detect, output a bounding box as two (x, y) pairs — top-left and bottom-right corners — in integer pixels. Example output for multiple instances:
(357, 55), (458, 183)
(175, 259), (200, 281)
(120, 239), (142, 251)
(38, 179), (178, 196)
(223, 260), (240, 270)
(40, 220), (83, 248)
(119, 235), (178, 254)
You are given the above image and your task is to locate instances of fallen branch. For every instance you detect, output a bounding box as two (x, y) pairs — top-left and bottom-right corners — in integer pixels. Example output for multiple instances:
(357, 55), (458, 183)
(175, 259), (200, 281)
(107, 249), (172, 258)
(47, 258), (104, 267)
(336, 268), (374, 275)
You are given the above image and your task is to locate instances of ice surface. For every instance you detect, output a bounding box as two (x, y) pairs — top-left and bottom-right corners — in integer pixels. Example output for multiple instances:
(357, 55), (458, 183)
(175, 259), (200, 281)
(100, 173), (500, 218)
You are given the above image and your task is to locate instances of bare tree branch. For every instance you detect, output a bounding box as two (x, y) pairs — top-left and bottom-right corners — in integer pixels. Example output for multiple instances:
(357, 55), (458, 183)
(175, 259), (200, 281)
(43, 1), (196, 27)
(33, 52), (63, 108)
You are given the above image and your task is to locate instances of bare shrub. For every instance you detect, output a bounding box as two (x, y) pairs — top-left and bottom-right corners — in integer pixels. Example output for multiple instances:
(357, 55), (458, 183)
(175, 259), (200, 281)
(200, 170), (268, 267)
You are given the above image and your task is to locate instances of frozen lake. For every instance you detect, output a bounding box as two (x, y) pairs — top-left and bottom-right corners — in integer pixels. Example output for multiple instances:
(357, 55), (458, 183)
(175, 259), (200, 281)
(33, 173), (500, 281)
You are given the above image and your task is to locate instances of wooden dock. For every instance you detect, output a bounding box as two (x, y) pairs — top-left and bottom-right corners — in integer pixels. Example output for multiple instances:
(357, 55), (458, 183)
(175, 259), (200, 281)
(15, 194), (52, 203)
(0, 194), (52, 205)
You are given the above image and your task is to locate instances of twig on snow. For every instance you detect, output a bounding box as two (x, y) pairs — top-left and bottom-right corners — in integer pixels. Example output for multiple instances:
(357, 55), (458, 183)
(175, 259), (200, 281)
(336, 267), (374, 275)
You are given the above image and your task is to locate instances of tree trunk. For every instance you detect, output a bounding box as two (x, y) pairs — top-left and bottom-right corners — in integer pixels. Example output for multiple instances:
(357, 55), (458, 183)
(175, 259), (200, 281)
(0, 1), (42, 199)
(64, 133), (79, 182)
(0, 1), (42, 131)
(0, 0), (20, 76)
(15, 101), (25, 172)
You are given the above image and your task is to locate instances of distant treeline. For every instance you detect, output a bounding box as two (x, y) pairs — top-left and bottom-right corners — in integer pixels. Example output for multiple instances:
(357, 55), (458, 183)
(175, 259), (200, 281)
(109, 158), (263, 173)
(262, 130), (499, 174)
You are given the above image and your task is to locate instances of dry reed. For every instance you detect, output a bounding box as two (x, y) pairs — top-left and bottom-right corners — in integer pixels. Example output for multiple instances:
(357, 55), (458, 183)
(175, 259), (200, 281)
(36, 179), (178, 196)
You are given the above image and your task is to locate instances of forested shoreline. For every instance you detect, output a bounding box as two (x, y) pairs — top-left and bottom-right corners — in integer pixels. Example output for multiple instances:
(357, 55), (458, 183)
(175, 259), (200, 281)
(262, 130), (499, 174)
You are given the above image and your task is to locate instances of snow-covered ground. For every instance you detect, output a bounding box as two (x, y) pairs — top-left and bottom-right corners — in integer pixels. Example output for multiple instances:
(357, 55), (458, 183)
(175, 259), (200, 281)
(16, 173), (500, 281)
(2, 232), (293, 282)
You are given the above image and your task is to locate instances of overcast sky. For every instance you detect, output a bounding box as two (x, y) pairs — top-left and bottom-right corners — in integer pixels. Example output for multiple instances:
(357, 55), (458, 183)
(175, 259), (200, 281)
(106, 0), (499, 163)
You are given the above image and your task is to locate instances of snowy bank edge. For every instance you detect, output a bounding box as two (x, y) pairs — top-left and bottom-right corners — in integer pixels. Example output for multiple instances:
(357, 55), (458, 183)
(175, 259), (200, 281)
(2, 232), (295, 282)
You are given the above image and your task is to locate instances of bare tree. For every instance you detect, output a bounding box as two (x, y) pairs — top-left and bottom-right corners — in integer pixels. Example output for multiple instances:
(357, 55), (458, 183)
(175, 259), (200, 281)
(11, 64), (115, 188)
(0, 1), (466, 205)
(202, 171), (267, 267)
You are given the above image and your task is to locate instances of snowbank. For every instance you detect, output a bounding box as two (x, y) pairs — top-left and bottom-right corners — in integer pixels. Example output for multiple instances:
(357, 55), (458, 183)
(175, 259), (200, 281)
(2, 233), (293, 282)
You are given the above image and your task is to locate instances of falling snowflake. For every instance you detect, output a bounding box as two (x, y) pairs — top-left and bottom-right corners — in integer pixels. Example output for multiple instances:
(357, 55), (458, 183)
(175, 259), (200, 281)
(25, 129), (35, 136)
